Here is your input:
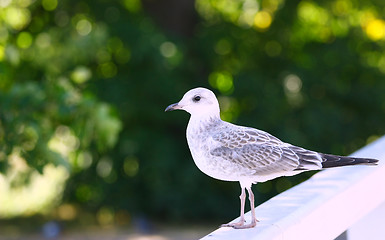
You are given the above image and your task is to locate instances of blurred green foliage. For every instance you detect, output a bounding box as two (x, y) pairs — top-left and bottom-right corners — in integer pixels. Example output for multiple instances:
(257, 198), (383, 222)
(0, 0), (385, 225)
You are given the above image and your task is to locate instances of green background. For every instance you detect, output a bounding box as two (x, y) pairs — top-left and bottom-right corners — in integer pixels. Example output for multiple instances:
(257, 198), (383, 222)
(0, 0), (384, 228)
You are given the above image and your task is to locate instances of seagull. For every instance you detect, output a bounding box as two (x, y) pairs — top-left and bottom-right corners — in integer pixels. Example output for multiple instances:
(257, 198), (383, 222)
(165, 87), (379, 229)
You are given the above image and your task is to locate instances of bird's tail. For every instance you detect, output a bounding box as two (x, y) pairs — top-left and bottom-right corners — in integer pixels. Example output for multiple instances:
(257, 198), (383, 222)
(320, 153), (379, 168)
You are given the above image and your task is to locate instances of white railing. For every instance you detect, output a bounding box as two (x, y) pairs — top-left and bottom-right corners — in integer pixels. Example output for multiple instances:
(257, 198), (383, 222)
(201, 135), (385, 240)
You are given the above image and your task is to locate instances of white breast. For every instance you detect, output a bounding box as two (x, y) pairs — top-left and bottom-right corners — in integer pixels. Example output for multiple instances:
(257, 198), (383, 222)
(186, 117), (249, 182)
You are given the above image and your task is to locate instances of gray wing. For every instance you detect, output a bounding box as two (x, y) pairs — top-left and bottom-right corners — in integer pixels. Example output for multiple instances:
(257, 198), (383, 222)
(210, 126), (322, 175)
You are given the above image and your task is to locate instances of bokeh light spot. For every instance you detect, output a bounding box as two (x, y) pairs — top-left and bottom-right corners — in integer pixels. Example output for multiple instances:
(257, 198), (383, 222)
(283, 74), (303, 107)
(254, 11), (272, 30)
(76, 151), (93, 169)
(97, 207), (115, 226)
(57, 204), (77, 220)
(76, 19), (92, 36)
(16, 32), (33, 49)
(48, 126), (80, 158)
(42, 0), (58, 11)
(98, 62), (117, 78)
(209, 71), (234, 94)
(124, 157), (139, 177)
(123, 0), (141, 13)
(218, 96), (239, 122)
(298, 1), (328, 25)
(365, 19), (385, 41)
(284, 74), (302, 93)
(214, 39), (231, 55)
(160, 41), (177, 58)
(35, 33), (51, 48)
(239, 8), (259, 27)
(71, 66), (92, 84)
(3, 7), (31, 30)
(332, 0), (352, 16)
(96, 157), (113, 178)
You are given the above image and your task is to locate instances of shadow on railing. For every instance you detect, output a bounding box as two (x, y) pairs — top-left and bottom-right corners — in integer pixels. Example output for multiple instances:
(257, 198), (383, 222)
(201, 136), (385, 240)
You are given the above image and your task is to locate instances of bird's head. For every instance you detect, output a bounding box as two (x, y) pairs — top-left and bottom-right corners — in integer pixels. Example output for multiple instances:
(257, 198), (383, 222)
(165, 87), (220, 117)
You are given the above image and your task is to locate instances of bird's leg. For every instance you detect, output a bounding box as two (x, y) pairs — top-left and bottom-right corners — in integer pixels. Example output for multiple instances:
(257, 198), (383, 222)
(230, 187), (258, 229)
(221, 187), (246, 228)
(247, 187), (259, 226)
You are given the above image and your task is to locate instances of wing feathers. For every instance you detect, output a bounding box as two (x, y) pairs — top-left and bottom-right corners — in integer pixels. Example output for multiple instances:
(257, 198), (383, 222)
(210, 127), (324, 174)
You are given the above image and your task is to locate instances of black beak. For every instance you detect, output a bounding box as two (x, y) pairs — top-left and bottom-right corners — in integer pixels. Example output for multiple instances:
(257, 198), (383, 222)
(165, 103), (181, 112)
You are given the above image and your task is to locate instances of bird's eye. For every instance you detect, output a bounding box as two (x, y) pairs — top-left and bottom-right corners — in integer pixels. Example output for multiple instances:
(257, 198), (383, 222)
(193, 95), (201, 102)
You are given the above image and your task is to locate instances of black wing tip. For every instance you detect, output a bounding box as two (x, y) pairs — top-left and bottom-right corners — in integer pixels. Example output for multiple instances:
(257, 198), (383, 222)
(320, 153), (379, 169)
(366, 158), (379, 164)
